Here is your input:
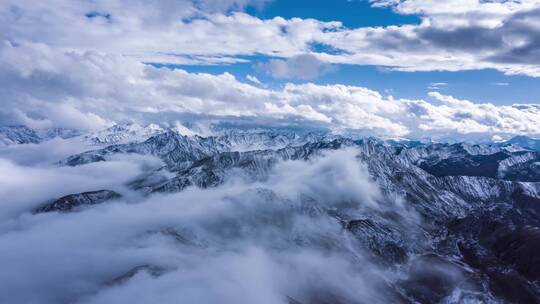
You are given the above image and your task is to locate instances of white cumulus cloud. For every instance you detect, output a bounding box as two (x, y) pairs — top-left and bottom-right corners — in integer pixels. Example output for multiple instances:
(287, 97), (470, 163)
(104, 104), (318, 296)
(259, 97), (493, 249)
(1, 42), (540, 141)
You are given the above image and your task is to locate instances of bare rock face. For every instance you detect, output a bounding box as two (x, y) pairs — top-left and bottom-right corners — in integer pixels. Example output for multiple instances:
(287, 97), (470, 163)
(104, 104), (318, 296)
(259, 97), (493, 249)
(47, 130), (540, 302)
(0, 125), (80, 146)
(0, 125), (42, 146)
(399, 254), (472, 303)
(107, 265), (167, 286)
(491, 226), (540, 280)
(35, 190), (121, 213)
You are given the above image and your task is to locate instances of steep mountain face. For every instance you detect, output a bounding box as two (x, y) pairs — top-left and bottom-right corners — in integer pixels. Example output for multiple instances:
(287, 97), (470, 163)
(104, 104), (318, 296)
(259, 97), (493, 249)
(400, 143), (540, 182)
(82, 123), (164, 146)
(0, 125), (82, 147)
(213, 130), (329, 152)
(0, 123), (163, 149)
(498, 152), (540, 182)
(57, 133), (540, 228)
(6, 126), (540, 303)
(60, 134), (540, 211)
(61, 131), (223, 169)
(0, 126), (42, 146)
(60, 130), (329, 169)
(35, 190), (122, 213)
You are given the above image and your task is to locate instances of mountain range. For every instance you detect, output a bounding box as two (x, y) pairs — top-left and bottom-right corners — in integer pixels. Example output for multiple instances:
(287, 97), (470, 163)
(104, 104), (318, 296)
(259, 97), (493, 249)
(2, 123), (540, 303)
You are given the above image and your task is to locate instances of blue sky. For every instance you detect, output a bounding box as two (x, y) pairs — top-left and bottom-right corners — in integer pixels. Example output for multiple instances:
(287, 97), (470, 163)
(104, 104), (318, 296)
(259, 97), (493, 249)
(167, 0), (540, 106)
(175, 60), (540, 106)
(246, 0), (421, 27)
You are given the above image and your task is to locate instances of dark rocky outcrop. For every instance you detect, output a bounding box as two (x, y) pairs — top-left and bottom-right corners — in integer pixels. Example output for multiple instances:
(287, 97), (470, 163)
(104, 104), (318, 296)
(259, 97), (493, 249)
(35, 190), (121, 213)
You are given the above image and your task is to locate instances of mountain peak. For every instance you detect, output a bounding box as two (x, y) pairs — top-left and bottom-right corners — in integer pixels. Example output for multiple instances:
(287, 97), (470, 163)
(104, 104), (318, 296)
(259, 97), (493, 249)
(0, 125), (41, 146)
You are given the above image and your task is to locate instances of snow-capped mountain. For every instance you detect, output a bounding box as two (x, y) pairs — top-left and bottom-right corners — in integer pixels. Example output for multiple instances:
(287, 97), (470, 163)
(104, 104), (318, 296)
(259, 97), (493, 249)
(0, 125), (80, 146)
(82, 122), (165, 146)
(502, 135), (540, 152)
(0, 125), (42, 146)
(60, 129), (331, 169)
(5, 126), (540, 303)
(0, 123), (166, 148)
(34, 190), (121, 213)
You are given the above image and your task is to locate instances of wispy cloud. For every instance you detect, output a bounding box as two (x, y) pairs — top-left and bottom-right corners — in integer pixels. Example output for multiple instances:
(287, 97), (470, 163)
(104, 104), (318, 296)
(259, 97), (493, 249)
(428, 82), (448, 90)
(246, 74), (262, 85)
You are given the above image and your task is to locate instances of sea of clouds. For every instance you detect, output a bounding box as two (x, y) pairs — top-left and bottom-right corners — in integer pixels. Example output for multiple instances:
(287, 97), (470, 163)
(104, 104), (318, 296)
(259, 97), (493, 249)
(0, 146), (436, 303)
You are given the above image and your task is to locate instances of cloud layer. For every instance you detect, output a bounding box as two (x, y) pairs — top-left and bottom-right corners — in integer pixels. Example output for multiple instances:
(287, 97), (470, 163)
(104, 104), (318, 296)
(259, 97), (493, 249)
(258, 54), (336, 80)
(2, 0), (540, 76)
(1, 0), (540, 140)
(0, 149), (416, 304)
(2, 41), (540, 140)
(1, 2), (539, 303)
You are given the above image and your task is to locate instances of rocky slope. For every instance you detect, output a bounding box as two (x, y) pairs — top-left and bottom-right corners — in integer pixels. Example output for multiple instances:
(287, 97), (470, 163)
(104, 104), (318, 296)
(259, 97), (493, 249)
(82, 123), (164, 146)
(35, 190), (122, 213)
(5, 126), (540, 303)
(0, 125), (42, 146)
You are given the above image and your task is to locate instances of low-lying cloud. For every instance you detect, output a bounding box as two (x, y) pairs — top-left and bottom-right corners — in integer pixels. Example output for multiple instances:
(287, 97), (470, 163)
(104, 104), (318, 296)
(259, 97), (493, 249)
(0, 148), (420, 304)
(0, 153), (162, 222)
